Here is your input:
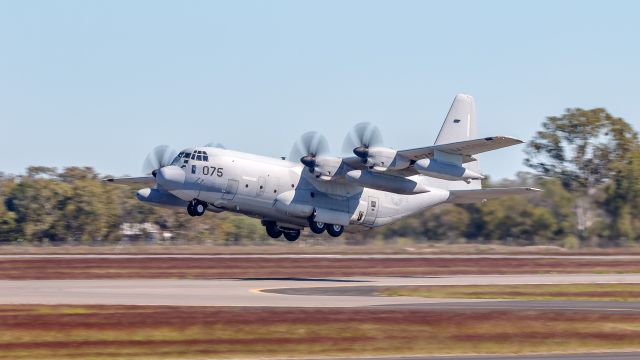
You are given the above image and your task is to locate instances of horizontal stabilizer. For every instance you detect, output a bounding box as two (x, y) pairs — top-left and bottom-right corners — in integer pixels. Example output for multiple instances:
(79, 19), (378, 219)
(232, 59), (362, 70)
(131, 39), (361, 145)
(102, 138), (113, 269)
(399, 136), (523, 163)
(103, 176), (156, 186)
(448, 187), (542, 204)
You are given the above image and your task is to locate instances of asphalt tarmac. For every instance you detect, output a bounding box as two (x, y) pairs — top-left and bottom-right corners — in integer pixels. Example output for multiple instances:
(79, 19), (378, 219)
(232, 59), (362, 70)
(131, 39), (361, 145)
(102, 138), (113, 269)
(1, 273), (640, 309)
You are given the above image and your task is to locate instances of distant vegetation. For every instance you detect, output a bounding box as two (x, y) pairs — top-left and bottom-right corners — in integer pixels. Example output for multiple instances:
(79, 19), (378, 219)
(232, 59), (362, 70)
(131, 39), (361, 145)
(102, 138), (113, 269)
(1, 108), (639, 247)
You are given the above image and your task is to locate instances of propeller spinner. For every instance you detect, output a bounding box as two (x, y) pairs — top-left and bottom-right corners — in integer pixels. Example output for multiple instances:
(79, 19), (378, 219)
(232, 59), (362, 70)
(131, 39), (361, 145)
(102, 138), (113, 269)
(290, 131), (330, 173)
(342, 122), (384, 163)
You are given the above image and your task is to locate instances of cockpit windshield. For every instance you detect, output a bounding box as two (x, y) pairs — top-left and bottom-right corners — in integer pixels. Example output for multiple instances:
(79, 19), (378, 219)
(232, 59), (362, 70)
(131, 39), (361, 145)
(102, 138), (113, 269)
(171, 150), (209, 166)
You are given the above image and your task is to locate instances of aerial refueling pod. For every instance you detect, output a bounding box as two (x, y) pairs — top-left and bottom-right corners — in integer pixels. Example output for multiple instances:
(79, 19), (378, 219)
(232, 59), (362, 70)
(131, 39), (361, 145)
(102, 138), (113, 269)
(345, 170), (429, 195)
(414, 159), (484, 182)
(136, 188), (189, 208)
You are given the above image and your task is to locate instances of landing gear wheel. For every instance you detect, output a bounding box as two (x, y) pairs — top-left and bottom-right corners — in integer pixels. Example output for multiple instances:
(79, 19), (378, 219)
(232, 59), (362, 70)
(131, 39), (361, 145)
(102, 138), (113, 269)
(265, 224), (283, 239)
(187, 202), (197, 217)
(194, 202), (206, 216)
(326, 224), (344, 237)
(283, 229), (300, 242)
(308, 219), (326, 234)
(188, 199), (207, 217)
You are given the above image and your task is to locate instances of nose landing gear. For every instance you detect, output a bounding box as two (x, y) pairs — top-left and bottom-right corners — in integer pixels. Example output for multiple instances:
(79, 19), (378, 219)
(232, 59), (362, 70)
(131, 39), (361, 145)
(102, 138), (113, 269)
(187, 199), (207, 217)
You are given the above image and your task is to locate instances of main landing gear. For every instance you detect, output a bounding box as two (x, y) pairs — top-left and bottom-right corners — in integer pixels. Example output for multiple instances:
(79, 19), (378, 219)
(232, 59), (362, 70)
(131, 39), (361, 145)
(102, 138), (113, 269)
(325, 223), (344, 237)
(262, 220), (344, 242)
(263, 221), (301, 242)
(308, 217), (344, 238)
(187, 199), (207, 217)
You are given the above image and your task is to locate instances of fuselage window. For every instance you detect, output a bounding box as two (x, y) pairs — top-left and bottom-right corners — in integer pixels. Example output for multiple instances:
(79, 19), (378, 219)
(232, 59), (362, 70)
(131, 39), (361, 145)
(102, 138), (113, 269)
(191, 165), (196, 174)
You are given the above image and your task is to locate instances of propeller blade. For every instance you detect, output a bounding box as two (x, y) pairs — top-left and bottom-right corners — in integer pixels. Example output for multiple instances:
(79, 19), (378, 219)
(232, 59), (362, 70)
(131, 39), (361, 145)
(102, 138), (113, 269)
(204, 142), (226, 149)
(289, 131), (330, 166)
(142, 145), (178, 175)
(342, 122), (384, 154)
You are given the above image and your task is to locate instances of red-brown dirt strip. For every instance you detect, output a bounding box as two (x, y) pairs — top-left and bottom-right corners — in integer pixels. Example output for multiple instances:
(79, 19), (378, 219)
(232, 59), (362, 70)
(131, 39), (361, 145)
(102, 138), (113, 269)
(0, 305), (639, 359)
(0, 257), (638, 279)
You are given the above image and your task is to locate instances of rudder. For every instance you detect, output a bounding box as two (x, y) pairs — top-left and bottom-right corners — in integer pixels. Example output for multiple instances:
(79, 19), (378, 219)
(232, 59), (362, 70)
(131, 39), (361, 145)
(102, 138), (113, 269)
(434, 94), (476, 145)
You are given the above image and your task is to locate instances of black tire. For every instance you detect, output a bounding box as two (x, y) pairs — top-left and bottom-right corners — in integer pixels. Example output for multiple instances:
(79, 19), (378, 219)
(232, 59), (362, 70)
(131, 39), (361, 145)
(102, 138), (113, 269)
(326, 224), (344, 237)
(308, 219), (326, 234)
(283, 230), (300, 242)
(187, 203), (197, 217)
(265, 224), (283, 239)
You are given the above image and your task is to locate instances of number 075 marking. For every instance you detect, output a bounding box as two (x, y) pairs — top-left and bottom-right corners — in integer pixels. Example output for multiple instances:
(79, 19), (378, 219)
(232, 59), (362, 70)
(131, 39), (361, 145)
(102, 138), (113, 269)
(202, 166), (223, 177)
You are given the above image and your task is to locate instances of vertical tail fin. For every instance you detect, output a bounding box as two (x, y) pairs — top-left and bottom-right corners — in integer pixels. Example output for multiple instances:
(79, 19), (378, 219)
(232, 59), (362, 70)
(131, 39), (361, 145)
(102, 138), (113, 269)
(434, 94), (481, 189)
(434, 94), (476, 145)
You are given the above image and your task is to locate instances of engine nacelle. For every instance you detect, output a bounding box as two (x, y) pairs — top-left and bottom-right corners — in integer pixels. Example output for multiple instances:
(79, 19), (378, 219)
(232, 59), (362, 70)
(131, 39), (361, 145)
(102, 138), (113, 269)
(414, 159), (484, 182)
(355, 147), (411, 172)
(345, 170), (429, 194)
(311, 157), (343, 180)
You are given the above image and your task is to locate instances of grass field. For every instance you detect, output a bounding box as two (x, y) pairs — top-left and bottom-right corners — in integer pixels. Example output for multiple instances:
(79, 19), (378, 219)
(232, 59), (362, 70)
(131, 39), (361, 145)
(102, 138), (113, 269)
(1, 305), (639, 359)
(379, 283), (640, 301)
(0, 256), (639, 279)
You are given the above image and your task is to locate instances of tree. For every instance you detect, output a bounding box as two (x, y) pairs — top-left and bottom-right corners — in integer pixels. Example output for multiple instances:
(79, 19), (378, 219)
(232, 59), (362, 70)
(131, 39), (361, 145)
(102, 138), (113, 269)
(525, 108), (638, 239)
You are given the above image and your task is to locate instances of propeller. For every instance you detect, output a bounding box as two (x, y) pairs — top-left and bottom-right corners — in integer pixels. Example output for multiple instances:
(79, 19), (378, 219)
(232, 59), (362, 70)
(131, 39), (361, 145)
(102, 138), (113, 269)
(289, 131), (330, 173)
(142, 145), (178, 176)
(204, 142), (226, 149)
(342, 122), (384, 162)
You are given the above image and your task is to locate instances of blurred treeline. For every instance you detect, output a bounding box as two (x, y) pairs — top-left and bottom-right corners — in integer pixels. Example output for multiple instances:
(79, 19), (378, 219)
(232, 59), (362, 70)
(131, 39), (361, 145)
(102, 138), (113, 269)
(1, 107), (639, 248)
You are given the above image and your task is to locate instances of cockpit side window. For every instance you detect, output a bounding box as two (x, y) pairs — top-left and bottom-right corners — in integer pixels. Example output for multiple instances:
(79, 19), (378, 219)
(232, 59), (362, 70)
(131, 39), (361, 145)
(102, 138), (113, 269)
(171, 152), (185, 166)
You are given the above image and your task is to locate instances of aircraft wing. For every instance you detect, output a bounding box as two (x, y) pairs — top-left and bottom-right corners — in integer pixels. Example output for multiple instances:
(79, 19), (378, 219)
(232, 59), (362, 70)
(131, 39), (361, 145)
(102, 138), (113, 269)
(398, 136), (523, 163)
(447, 187), (542, 203)
(102, 176), (156, 186)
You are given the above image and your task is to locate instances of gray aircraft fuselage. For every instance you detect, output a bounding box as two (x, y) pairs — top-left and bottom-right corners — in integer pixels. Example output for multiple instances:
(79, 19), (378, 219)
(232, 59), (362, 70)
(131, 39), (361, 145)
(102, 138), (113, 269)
(157, 147), (472, 232)
(114, 94), (541, 240)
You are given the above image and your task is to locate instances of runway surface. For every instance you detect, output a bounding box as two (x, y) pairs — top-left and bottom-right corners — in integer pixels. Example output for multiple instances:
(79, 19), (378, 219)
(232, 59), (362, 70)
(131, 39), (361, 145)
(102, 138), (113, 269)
(2, 273), (640, 309)
(325, 353), (640, 360)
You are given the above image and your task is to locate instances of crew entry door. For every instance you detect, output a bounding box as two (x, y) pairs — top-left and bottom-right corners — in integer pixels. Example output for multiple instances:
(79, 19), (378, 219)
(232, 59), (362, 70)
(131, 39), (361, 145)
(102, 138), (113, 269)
(362, 196), (379, 225)
(222, 179), (239, 200)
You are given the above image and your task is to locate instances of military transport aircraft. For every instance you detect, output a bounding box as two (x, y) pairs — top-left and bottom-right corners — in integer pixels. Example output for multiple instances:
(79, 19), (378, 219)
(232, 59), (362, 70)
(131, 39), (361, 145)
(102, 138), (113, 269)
(105, 94), (540, 241)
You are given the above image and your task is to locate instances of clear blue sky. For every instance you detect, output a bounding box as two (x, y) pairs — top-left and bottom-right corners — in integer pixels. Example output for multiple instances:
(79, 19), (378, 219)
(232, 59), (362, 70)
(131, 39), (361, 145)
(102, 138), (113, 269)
(1, 1), (639, 179)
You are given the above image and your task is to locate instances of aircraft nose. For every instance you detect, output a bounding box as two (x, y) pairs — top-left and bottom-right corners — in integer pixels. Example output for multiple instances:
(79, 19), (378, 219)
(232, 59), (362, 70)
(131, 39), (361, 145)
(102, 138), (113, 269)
(156, 165), (186, 190)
